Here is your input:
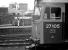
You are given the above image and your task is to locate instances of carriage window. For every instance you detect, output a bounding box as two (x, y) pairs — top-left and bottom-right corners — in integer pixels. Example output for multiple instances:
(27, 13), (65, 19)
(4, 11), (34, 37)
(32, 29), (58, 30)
(51, 7), (61, 19)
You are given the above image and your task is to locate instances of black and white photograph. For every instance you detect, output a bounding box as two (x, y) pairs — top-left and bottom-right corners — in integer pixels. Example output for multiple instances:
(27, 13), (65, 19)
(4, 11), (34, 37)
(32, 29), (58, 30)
(0, 0), (68, 50)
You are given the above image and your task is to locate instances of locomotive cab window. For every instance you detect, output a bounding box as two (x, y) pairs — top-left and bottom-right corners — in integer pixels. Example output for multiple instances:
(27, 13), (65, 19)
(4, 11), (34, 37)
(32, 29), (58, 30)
(44, 7), (50, 19)
(50, 7), (61, 19)
(44, 7), (61, 20)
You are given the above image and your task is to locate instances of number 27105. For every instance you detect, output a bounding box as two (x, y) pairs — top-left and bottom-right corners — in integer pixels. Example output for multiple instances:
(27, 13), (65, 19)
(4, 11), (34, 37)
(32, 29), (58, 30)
(46, 24), (60, 28)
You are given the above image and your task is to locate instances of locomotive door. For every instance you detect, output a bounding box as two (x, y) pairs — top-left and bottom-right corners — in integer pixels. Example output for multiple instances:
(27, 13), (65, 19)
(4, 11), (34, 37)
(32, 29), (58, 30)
(39, 3), (65, 44)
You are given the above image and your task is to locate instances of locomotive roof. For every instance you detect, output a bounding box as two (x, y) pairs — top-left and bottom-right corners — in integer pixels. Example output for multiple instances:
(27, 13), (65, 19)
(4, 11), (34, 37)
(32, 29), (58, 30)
(38, 0), (68, 3)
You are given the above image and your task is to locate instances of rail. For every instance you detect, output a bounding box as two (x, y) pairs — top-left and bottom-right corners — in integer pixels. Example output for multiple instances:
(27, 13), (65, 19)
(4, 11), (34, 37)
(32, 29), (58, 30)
(0, 26), (32, 29)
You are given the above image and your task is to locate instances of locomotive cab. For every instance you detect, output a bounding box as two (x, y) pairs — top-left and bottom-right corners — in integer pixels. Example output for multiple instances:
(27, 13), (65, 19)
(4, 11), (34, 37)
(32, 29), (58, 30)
(32, 1), (65, 44)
